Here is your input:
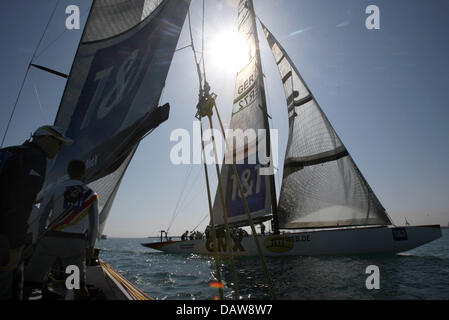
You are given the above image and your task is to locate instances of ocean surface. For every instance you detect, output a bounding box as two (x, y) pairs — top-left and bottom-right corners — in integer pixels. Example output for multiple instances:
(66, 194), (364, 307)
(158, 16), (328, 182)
(96, 229), (449, 300)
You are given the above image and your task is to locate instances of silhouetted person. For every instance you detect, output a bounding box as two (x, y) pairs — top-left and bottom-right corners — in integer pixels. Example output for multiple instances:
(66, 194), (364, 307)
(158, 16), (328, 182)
(0, 125), (72, 300)
(24, 159), (98, 300)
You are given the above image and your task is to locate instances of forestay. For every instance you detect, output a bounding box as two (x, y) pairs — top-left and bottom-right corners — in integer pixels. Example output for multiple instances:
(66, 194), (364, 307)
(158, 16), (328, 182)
(211, 0), (273, 228)
(45, 0), (190, 233)
(261, 21), (392, 229)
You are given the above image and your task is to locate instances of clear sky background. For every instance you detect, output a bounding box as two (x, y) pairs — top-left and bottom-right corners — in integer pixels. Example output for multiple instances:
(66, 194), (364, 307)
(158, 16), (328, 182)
(1, 0), (448, 237)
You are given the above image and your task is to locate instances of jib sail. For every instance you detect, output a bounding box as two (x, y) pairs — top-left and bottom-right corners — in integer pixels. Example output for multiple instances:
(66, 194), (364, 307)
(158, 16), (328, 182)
(46, 0), (190, 233)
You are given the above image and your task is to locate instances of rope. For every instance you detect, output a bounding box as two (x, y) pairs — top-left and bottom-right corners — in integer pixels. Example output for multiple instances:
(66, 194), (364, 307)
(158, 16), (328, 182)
(199, 120), (224, 300)
(100, 261), (152, 300)
(1, 0), (61, 147)
(202, 0), (207, 83)
(175, 44), (192, 52)
(187, 9), (203, 94)
(213, 102), (277, 300)
(191, 213), (209, 232)
(166, 164), (194, 233)
(207, 116), (240, 300)
(186, 6), (227, 299)
(172, 165), (204, 224)
(30, 69), (47, 121)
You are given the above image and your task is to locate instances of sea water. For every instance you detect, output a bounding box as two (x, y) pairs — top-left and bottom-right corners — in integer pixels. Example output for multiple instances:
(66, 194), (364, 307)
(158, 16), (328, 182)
(96, 229), (449, 300)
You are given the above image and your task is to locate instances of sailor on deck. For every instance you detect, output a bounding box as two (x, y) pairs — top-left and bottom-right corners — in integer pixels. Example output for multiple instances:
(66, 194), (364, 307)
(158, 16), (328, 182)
(24, 159), (99, 300)
(0, 125), (72, 300)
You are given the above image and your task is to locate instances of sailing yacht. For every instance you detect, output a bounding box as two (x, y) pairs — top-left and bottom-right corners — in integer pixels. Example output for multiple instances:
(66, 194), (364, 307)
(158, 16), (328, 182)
(142, 0), (441, 256)
(8, 0), (191, 299)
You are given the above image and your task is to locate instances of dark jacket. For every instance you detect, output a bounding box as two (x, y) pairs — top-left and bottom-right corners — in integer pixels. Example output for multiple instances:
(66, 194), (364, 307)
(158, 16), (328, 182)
(0, 141), (47, 249)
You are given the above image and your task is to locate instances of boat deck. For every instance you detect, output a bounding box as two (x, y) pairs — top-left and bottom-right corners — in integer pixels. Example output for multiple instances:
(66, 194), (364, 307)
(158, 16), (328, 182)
(25, 250), (152, 300)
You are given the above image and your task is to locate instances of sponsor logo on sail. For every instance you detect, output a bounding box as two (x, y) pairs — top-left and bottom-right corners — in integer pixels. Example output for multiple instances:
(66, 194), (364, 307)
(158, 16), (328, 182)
(264, 235), (294, 253)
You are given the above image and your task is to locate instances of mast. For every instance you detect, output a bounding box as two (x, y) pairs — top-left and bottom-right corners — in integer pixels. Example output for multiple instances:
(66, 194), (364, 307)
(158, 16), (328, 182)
(210, 0), (276, 230)
(245, 0), (280, 234)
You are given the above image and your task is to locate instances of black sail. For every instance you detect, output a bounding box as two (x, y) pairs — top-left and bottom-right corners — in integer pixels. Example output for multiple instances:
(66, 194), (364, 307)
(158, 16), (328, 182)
(261, 21), (392, 229)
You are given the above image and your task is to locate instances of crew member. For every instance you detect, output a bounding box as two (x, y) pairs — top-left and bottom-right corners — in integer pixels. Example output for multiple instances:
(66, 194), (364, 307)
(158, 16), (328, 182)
(0, 125), (72, 300)
(24, 160), (99, 300)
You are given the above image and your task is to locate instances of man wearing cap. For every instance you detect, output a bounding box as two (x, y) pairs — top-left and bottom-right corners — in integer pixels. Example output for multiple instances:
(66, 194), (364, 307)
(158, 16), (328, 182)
(0, 125), (72, 300)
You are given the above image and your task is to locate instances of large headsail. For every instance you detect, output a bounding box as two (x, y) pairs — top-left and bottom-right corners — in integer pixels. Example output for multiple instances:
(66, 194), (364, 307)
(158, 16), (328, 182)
(261, 21), (392, 229)
(46, 0), (190, 233)
(211, 0), (273, 228)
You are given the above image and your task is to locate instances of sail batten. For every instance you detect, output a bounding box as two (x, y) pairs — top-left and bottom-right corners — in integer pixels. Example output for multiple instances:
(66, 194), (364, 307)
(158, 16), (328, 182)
(285, 146), (349, 170)
(261, 21), (392, 229)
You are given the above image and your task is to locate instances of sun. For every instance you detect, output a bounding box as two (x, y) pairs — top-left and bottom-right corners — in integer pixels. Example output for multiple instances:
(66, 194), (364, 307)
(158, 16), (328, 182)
(208, 30), (251, 72)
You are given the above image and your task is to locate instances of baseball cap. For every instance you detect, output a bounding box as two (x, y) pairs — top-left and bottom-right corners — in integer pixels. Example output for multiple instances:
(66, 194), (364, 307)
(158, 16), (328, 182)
(33, 125), (73, 146)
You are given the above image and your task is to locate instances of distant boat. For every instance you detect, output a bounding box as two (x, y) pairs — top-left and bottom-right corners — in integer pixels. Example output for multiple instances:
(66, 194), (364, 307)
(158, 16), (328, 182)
(101, 234), (107, 240)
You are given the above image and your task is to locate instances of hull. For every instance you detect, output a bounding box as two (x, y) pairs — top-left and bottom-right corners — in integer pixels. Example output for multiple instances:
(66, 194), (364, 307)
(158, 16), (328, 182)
(31, 260), (151, 300)
(82, 260), (151, 300)
(142, 225), (442, 257)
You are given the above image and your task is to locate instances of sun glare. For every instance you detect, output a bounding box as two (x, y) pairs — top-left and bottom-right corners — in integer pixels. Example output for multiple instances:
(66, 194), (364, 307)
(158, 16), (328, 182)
(209, 31), (251, 72)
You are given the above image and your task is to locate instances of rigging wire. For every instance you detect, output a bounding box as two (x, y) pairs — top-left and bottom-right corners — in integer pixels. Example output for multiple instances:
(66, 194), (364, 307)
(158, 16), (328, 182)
(187, 9), (203, 94)
(257, 21), (282, 193)
(264, 87), (281, 192)
(207, 1), (278, 299)
(176, 165), (203, 209)
(201, 0), (206, 84)
(166, 164), (195, 233)
(34, 6), (91, 60)
(175, 44), (192, 52)
(186, 1), (229, 300)
(167, 0), (210, 235)
(191, 213), (209, 232)
(30, 69), (47, 122)
(1, 0), (61, 147)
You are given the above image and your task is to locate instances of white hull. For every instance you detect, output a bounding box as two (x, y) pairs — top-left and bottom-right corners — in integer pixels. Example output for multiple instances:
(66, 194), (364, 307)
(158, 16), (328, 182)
(142, 225), (442, 257)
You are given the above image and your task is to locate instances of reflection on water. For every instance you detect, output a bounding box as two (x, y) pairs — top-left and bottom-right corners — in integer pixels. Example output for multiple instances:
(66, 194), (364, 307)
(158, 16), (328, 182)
(97, 231), (449, 300)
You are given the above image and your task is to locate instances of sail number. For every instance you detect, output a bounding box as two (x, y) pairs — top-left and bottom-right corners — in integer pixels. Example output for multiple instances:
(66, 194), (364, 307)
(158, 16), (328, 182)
(230, 167), (262, 201)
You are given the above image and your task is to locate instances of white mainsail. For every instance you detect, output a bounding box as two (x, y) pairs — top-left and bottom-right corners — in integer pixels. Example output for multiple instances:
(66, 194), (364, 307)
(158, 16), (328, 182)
(260, 21), (392, 229)
(211, 0), (273, 228)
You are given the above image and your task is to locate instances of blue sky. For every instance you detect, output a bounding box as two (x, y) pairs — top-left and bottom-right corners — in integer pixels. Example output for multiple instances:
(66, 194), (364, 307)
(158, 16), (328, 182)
(1, 0), (448, 237)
